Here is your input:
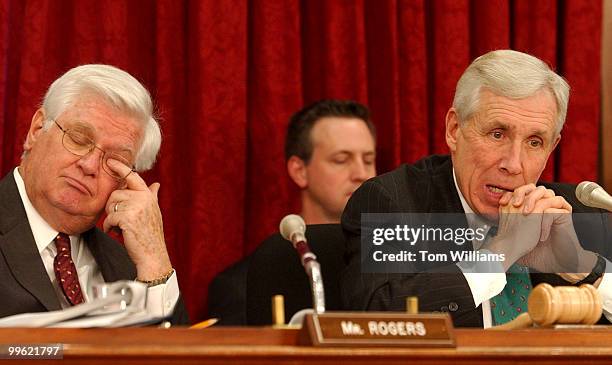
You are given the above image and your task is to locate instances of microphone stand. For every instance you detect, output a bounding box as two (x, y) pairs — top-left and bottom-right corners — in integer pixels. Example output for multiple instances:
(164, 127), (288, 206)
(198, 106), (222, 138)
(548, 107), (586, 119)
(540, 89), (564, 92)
(294, 240), (326, 314)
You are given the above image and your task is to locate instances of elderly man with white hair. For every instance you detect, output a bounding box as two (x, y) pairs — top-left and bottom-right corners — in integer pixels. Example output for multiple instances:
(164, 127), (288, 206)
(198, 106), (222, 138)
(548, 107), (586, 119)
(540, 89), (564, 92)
(341, 50), (612, 328)
(0, 64), (188, 324)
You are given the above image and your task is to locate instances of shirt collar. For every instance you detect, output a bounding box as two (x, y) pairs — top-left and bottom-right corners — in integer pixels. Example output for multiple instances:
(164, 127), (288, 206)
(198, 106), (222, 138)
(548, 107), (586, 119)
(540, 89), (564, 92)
(13, 167), (75, 253)
(452, 168), (473, 215)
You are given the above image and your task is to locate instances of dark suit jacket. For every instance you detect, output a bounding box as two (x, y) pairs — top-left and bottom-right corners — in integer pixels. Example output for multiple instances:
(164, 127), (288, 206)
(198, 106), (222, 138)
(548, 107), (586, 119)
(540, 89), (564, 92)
(208, 224), (347, 326)
(0, 171), (189, 324)
(207, 256), (251, 326)
(341, 155), (612, 327)
(246, 225), (346, 326)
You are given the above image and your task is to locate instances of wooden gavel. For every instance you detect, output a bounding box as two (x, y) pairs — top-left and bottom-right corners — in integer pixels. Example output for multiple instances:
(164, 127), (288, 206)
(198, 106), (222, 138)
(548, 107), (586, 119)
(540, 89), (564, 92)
(491, 283), (602, 330)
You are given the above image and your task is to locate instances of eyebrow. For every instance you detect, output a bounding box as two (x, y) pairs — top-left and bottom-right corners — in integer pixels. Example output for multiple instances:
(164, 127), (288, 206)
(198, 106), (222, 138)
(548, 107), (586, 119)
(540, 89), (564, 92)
(486, 120), (550, 138)
(69, 121), (95, 134)
(68, 121), (135, 155)
(529, 129), (549, 138)
(331, 150), (376, 157)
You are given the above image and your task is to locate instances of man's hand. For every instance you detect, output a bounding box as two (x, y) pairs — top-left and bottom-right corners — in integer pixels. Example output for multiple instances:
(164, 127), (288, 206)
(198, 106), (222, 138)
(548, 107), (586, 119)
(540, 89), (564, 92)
(102, 159), (172, 281)
(484, 186), (548, 271)
(495, 184), (597, 277)
(525, 208), (597, 276)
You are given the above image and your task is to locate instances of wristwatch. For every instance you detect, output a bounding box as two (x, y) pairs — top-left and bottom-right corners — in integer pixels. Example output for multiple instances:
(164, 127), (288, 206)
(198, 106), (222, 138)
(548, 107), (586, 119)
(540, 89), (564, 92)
(576, 254), (606, 286)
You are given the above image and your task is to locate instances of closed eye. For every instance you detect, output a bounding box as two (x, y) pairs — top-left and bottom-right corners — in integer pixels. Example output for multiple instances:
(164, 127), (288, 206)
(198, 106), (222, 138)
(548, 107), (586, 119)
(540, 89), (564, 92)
(67, 131), (93, 146)
(332, 157), (348, 164)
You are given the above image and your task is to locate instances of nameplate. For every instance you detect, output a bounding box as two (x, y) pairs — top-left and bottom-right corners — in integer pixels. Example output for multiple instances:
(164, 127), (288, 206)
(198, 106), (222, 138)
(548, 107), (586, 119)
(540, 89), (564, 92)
(298, 312), (455, 347)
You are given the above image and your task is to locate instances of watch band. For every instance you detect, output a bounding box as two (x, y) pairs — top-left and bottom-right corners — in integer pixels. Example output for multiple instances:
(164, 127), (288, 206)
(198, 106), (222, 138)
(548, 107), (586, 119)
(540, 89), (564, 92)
(575, 254), (606, 286)
(137, 268), (175, 287)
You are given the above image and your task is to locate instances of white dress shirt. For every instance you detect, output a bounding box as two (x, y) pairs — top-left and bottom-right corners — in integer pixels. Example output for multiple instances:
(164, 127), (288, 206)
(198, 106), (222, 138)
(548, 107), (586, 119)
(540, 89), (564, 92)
(451, 169), (612, 327)
(14, 168), (179, 318)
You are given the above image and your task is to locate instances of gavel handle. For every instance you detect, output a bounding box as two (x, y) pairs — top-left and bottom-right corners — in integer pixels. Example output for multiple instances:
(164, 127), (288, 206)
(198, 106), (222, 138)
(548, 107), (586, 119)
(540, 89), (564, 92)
(488, 313), (533, 330)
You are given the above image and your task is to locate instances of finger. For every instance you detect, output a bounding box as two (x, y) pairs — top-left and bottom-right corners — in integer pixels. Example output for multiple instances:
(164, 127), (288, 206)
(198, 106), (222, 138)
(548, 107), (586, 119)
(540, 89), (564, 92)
(105, 199), (132, 216)
(106, 201), (119, 216)
(549, 196), (572, 212)
(523, 186), (550, 214)
(106, 158), (148, 191)
(511, 183), (537, 207)
(105, 190), (136, 214)
(562, 198), (572, 212)
(543, 207), (571, 218)
(149, 182), (160, 198)
(499, 191), (513, 206)
(103, 212), (122, 233)
(532, 196), (572, 214)
(540, 212), (553, 242)
(105, 158), (134, 179)
(533, 188), (556, 213)
(544, 207), (569, 214)
(542, 207), (571, 241)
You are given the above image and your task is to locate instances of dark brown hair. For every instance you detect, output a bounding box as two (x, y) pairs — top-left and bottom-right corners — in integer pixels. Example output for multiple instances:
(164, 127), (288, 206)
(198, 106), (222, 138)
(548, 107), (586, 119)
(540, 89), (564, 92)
(284, 99), (375, 163)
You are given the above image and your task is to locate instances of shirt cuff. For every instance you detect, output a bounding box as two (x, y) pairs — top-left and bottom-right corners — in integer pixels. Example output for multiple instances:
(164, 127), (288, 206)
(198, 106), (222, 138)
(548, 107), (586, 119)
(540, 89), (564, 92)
(597, 259), (612, 322)
(456, 250), (506, 307)
(145, 271), (180, 318)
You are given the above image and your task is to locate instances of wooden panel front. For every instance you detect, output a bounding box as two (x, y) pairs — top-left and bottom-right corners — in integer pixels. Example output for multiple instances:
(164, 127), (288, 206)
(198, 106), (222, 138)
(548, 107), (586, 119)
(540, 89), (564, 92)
(0, 327), (611, 364)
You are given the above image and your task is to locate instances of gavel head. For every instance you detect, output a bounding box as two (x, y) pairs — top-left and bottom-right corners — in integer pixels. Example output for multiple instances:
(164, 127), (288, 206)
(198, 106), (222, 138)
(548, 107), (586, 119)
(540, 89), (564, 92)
(528, 283), (602, 326)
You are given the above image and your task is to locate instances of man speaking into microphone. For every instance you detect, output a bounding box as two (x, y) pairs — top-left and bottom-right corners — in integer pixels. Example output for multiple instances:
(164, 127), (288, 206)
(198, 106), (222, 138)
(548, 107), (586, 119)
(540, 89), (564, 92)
(341, 50), (612, 328)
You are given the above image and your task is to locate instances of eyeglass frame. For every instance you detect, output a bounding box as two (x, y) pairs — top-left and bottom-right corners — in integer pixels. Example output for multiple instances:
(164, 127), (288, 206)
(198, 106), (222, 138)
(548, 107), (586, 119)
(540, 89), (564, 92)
(52, 119), (136, 181)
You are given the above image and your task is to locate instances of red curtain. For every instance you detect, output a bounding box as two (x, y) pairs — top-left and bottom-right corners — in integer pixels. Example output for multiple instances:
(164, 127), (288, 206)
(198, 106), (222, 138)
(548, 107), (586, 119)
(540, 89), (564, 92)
(0, 0), (601, 322)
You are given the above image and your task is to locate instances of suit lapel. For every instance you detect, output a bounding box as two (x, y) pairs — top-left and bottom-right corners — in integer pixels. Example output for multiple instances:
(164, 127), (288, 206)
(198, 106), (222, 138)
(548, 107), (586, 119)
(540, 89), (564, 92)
(0, 172), (61, 311)
(420, 156), (471, 247)
(434, 157), (464, 213)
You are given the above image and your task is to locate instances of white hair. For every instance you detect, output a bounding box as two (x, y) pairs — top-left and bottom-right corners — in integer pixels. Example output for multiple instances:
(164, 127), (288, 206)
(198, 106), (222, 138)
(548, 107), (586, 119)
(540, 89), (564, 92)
(40, 64), (161, 171)
(452, 50), (570, 135)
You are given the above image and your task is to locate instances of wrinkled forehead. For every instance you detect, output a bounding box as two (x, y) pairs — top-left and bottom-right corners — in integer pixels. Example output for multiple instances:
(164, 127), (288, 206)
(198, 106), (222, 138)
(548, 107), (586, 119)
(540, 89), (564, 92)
(58, 99), (145, 148)
(473, 89), (559, 135)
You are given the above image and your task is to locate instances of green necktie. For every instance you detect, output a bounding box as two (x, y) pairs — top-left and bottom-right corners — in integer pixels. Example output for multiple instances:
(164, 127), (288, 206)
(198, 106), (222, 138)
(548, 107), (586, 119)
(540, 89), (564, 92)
(490, 264), (532, 325)
(484, 226), (533, 325)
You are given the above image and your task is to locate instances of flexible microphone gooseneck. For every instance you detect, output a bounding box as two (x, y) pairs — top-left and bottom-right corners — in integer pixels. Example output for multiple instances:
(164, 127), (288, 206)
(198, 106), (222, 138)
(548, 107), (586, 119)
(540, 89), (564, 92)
(279, 214), (325, 314)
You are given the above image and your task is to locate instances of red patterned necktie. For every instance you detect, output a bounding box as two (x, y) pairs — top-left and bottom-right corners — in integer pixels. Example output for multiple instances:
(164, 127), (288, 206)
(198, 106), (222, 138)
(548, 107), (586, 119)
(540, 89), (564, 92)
(53, 233), (84, 306)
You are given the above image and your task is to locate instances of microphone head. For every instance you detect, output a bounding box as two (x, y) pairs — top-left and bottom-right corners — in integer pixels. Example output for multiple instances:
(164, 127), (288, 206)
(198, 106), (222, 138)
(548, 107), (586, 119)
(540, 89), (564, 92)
(279, 214), (306, 242)
(576, 181), (601, 206)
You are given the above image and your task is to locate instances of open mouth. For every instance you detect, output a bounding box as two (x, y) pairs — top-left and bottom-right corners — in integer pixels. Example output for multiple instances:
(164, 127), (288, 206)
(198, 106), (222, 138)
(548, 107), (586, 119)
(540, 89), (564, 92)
(486, 185), (513, 194)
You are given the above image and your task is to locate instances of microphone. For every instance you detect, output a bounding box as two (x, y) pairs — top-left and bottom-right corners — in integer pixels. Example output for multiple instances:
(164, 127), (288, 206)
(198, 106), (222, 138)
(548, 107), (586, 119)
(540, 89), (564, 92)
(576, 181), (612, 211)
(280, 214), (314, 266)
(279, 214), (325, 314)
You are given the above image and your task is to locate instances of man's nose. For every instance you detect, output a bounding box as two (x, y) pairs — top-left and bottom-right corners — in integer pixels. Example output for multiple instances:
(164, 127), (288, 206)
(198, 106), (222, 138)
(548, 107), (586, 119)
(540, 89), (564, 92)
(75, 148), (103, 176)
(499, 141), (523, 175)
(351, 160), (372, 182)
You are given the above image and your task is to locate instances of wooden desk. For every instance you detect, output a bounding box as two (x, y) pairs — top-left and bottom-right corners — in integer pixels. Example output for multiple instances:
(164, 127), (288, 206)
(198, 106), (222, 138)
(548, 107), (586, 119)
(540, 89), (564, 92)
(1, 326), (611, 364)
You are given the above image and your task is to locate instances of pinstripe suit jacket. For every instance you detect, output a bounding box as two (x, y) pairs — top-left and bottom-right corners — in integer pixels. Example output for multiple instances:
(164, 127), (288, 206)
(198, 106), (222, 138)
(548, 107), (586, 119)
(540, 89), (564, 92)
(340, 155), (612, 327)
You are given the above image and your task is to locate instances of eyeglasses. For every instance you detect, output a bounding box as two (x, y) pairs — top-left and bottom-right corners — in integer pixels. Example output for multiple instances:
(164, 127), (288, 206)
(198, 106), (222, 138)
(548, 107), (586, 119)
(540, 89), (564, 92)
(53, 120), (136, 181)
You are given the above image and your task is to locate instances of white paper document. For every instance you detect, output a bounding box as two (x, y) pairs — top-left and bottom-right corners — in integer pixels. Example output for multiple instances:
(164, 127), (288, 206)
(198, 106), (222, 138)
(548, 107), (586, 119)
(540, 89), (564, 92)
(0, 281), (164, 328)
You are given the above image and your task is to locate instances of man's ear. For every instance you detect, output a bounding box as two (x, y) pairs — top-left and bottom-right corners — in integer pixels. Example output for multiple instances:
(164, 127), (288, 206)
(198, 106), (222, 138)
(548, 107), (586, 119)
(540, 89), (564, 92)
(23, 108), (47, 152)
(287, 156), (308, 189)
(445, 108), (461, 152)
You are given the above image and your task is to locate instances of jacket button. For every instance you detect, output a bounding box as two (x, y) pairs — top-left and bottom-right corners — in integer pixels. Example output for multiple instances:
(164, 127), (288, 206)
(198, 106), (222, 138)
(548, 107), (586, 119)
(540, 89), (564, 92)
(440, 305), (449, 312)
(449, 302), (459, 312)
